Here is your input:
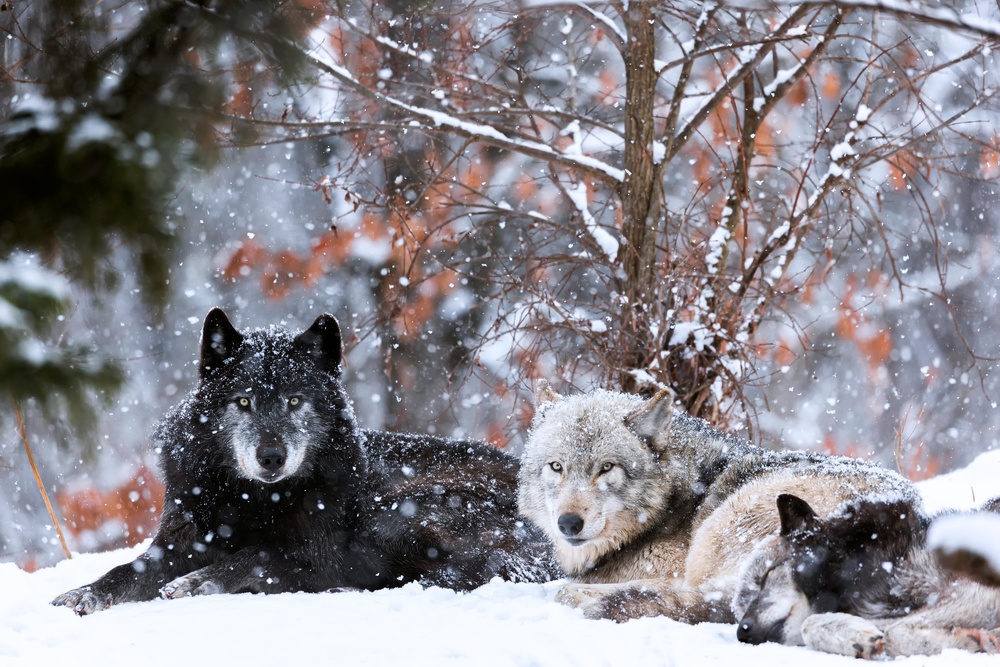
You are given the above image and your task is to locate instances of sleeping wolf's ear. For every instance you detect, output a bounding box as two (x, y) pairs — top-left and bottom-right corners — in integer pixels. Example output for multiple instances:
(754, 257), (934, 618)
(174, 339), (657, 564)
(625, 388), (674, 452)
(777, 493), (820, 536)
(295, 314), (343, 376)
(201, 308), (245, 378)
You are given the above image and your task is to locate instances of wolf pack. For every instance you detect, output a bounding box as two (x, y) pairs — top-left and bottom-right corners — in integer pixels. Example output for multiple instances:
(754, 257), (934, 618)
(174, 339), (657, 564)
(53, 311), (1000, 658)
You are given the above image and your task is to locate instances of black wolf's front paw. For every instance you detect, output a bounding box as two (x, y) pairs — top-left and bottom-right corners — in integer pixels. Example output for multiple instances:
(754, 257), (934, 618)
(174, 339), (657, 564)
(161, 572), (225, 599)
(51, 586), (112, 616)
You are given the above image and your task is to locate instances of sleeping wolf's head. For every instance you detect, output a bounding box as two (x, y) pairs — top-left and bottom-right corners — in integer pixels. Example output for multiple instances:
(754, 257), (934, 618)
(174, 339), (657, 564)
(517, 383), (680, 576)
(733, 493), (922, 646)
(189, 308), (355, 484)
(731, 494), (820, 646)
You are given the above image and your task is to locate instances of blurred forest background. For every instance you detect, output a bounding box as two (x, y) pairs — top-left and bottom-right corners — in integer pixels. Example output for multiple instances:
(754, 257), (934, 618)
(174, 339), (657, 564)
(1, 0), (999, 568)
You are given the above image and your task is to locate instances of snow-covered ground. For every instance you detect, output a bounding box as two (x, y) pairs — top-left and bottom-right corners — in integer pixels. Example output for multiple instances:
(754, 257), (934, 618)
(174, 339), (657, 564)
(5, 450), (1000, 667)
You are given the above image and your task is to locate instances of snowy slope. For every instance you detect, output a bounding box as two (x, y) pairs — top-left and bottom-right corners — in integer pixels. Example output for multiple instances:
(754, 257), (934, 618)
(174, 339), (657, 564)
(6, 451), (1000, 667)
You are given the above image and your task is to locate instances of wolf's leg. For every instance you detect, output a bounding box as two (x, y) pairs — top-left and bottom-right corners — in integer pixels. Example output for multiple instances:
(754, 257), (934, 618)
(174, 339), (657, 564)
(557, 580), (733, 623)
(556, 582), (636, 608)
(51, 514), (202, 615)
(800, 613), (885, 659)
(159, 543), (347, 598)
(882, 624), (1000, 656)
(879, 580), (1000, 656)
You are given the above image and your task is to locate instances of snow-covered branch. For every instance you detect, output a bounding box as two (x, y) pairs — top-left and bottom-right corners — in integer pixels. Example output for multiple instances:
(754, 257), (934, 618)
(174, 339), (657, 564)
(802, 0), (1000, 41)
(303, 54), (626, 187)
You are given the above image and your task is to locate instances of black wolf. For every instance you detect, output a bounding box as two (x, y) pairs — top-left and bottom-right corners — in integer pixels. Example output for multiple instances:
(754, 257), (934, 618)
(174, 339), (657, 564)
(733, 493), (1000, 657)
(53, 309), (556, 614)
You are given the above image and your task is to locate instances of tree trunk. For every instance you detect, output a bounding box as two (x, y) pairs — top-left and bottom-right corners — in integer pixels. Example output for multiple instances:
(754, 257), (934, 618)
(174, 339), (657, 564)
(619, 2), (660, 388)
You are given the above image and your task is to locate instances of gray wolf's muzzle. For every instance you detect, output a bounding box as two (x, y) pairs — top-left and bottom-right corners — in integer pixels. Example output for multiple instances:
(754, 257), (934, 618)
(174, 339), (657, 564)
(558, 513), (587, 545)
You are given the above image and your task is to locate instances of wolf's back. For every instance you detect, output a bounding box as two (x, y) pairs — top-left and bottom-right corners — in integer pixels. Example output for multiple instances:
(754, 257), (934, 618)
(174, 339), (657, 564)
(364, 429), (560, 588)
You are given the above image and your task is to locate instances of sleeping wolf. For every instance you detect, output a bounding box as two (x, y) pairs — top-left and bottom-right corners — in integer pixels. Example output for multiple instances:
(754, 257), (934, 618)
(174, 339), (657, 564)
(732, 493), (1000, 657)
(517, 382), (916, 623)
(53, 309), (556, 614)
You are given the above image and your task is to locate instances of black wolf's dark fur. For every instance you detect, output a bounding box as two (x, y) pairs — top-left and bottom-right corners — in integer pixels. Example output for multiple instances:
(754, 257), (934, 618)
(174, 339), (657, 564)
(53, 309), (556, 614)
(777, 493), (930, 618)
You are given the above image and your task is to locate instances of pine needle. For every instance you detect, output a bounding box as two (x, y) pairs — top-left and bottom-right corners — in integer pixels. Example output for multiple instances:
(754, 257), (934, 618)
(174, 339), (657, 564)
(16, 402), (72, 560)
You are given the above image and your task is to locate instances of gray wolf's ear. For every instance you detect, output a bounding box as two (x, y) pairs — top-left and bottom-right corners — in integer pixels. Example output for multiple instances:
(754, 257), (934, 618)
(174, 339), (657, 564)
(534, 379), (563, 408)
(295, 313), (343, 376)
(777, 493), (819, 536)
(624, 388), (674, 451)
(201, 308), (244, 378)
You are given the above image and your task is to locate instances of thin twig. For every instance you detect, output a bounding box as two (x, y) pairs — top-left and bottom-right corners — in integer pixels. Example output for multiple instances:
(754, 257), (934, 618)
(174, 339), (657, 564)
(16, 402), (72, 560)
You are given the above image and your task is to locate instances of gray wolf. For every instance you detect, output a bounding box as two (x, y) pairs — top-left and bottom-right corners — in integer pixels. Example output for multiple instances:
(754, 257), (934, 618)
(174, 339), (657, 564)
(732, 493), (1000, 657)
(517, 382), (915, 623)
(53, 308), (556, 614)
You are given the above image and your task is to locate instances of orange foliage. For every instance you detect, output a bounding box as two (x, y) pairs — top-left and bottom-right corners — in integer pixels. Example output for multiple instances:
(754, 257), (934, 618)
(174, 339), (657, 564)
(836, 274), (893, 380)
(982, 139), (1000, 180)
(773, 339), (797, 367)
(821, 434), (862, 459)
(897, 443), (943, 482)
(262, 250), (311, 300)
(754, 117), (777, 160)
(688, 144), (715, 191)
(219, 213), (395, 300)
(514, 174), (539, 202)
(595, 70), (620, 107)
(284, 0), (327, 38)
(785, 78), (809, 107)
(821, 69), (842, 100)
(220, 239), (267, 283)
(57, 466), (164, 549)
(888, 150), (923, 190)
(227, 61), (255, 117)
(897, 43), (920, 69)
(391, 270), (458, 340)
(485, 421), (508, 450)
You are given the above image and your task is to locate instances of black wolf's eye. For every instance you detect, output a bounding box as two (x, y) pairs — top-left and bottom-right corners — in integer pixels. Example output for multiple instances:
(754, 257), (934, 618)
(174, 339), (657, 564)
(288, 397), (302, 409)
(599, 462), (615, 474)
(237, 397), (251, 410)
(548, 461), (563, 472)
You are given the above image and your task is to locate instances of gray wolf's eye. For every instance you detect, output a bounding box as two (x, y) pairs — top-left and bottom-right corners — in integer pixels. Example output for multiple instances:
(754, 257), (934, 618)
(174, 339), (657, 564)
(288, 397), (302, 409)
(599, 462), (614, 474)
(237, 397), (251, 410)
(549, 461), (563, 472)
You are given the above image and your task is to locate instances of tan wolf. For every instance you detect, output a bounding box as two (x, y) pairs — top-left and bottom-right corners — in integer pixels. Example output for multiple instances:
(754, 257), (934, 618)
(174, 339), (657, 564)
(517, 382), (917, 623)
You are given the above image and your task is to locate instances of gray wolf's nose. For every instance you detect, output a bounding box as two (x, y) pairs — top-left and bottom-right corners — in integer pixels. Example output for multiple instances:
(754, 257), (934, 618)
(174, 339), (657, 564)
(256, 444), (287, 472)
(557, 513), (585, 536)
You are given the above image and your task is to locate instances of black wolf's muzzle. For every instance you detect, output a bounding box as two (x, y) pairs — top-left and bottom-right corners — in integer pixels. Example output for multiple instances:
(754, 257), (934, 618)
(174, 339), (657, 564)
(256, 443), (287, 472)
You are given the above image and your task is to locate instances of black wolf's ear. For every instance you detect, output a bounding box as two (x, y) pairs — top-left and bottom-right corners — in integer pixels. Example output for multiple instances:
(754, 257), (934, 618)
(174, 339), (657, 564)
(777, 493), (820, 536)
(201, 308), (244, 378)
(625, 388), (674, 452)
(295, 313), (343, 376)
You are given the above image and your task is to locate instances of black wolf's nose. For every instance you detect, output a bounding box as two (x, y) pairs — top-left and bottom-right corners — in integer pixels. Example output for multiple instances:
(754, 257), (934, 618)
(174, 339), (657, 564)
(256, 444), (287, 472)
(557, 513), (585, 536)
